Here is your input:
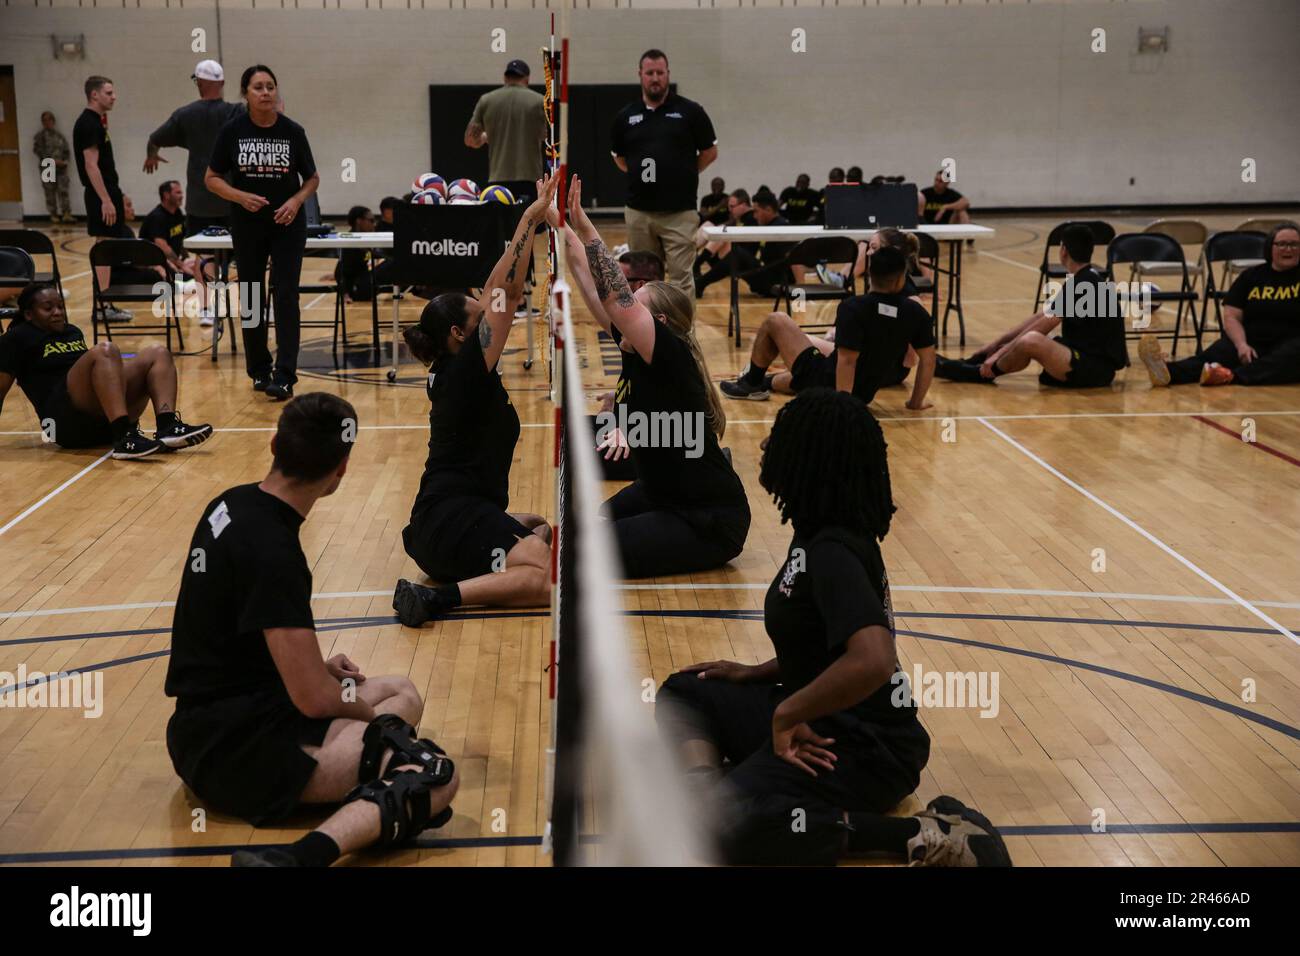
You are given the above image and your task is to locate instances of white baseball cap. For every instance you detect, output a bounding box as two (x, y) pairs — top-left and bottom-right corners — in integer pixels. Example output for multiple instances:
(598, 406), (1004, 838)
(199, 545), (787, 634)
(192, 60), (224, 82)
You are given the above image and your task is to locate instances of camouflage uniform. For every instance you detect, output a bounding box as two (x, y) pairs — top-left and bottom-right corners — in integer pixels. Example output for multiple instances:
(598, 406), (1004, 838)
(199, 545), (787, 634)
(33, 127), (72, 219)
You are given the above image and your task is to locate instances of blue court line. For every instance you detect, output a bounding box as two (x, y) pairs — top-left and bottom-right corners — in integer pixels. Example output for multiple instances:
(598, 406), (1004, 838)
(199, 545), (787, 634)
(5, 611), (1298, 741)
(4, 821), (1299, 865)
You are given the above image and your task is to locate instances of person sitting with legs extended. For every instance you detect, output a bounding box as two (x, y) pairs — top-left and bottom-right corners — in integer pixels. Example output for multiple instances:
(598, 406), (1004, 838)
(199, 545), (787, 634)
(934, 224), (1128, 389)
(1139, 221), (1300, 388)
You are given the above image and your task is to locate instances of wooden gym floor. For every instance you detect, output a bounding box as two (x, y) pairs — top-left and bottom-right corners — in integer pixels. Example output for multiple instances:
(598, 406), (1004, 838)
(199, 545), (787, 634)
(1, 208), (1298, 867)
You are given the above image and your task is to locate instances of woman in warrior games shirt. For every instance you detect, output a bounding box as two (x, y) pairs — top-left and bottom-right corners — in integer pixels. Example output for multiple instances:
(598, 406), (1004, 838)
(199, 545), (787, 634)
(206, 65), (320, 401)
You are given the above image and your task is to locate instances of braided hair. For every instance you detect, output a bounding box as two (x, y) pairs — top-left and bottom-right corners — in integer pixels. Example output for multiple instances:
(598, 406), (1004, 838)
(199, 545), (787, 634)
(759, 388), (895, 541)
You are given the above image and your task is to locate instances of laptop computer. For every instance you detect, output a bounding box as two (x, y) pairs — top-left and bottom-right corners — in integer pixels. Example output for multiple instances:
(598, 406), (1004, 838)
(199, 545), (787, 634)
(824, 182), (919, 230)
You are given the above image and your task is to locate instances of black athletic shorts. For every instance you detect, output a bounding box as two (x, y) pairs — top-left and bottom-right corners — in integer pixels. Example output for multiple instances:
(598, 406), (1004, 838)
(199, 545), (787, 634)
(84, 187), (126, 238)
(789, 346), (834, 392)
(403, 495), (532, 582)
(41, 381), (114, 449)
(166, 689), (333, 826)
(1039, 337), (1118, 389)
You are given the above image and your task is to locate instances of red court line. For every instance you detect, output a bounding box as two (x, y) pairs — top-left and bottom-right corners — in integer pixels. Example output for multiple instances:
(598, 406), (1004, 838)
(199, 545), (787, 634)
(1193, 415), (1300, 468)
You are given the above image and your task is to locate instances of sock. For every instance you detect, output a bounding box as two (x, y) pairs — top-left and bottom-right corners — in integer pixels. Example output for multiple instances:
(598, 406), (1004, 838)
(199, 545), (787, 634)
(109, 416), (132, 442)
(285, 830), (341, 868)
(156, 411), (178, 433)
(845, 813), (920, 855)
(434, 583), (462, 609)
(741, 362), (769, 386)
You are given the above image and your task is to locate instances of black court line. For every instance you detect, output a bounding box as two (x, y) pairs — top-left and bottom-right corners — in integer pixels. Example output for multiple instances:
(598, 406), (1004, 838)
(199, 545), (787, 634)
(4, 612), (1298, 741)
(3, 821), (1299, 865)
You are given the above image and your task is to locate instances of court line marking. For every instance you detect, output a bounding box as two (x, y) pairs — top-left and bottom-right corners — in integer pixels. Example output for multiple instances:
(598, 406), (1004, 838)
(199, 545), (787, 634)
(1193, 415), (1300, 468)
(6, 583), (1300, 622)
(4, 409), (1300, 439)
(6, 820), (1300, 864)
(0, 452), (111, 538)
(977, 250), (1042, 274)
(977, 416), (1300, 647)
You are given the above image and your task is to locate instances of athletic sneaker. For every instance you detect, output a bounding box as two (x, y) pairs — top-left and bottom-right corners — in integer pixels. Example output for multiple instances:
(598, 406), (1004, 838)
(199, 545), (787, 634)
(111, 426), (164, 460)
(98, 306), (133, 324)
(252, 376), (270, 393)
(1200, 362), (1234, 387)
(232, 848), (300, 867)
(156, 416), (214, 449)
(815, 263), (846, 289)
(393, 579), (456, 628)
(264, 376), (294, 401)
(720, 377), (770, 401)
(907, 795), (1012, 867)
(1138, 334), (1171, 387)
(934, 355), (996, 384)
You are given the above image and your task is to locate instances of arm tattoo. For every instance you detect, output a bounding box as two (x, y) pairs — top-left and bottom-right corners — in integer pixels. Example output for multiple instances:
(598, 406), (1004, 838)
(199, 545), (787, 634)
(478, 318), (493, 349)
(585, 238), (635, 309)
(504, 215), (536, 283)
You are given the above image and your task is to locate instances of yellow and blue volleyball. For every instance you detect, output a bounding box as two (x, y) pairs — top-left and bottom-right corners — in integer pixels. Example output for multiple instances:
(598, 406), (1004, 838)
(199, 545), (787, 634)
(479, 184), (515, 205)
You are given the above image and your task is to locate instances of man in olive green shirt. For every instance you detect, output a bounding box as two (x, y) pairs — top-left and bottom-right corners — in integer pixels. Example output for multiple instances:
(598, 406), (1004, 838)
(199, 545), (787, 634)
(465, 59), (547, 206)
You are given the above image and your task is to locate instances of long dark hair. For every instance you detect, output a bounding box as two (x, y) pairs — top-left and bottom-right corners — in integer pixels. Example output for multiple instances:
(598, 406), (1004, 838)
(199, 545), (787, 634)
(12, 281), (61, 327)
(404, 293), (470, 367)
(240, 64), (278, 96)
(759, 388), (895, 540)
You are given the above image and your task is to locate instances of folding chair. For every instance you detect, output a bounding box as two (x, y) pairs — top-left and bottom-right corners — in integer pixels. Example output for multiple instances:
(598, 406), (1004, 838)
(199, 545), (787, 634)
(1137, 219), (1207, 295)
(0, 229), (65, 300)
(89, 239), (184, 351)
(770, 236), (859, 330)
(292, 248), (349, 364)
(1107, 233), (1200, 355)
(0, 247), (37, 328)
(913, 231), (940, 320)
(1199, 230), (1267, 340)
(1033, 220), (1115, 311)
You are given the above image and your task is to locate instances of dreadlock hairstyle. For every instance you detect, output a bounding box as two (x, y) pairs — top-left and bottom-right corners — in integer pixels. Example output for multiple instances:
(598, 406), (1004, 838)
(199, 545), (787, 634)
(639, 280), (727, 439)
(759, 388), (895, 541)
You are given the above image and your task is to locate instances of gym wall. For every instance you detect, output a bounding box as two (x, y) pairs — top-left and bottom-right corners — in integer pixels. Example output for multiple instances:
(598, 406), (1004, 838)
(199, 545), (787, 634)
(1, 0), (1295, 217)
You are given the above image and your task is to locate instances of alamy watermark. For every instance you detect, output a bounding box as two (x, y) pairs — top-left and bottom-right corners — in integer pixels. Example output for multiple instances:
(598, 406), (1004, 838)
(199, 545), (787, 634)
(595, 405), (707, 460)
(0, 665), (103, 718)
(891, 664), (1000, 718)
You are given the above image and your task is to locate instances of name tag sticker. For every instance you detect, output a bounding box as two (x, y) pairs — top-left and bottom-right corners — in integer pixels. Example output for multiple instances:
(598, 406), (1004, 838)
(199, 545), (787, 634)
(208, 501), (231, 539)
(878, 303), (898, 317)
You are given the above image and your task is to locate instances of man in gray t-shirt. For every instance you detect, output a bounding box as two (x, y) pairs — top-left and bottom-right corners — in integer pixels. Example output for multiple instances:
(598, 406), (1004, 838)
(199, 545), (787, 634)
(465, 59), (547, 204)
(144, 59), (243, 232)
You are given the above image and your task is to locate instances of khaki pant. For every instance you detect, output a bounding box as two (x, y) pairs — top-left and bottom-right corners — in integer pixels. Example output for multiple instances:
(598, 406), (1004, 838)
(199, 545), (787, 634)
(624, 207), (699, 304)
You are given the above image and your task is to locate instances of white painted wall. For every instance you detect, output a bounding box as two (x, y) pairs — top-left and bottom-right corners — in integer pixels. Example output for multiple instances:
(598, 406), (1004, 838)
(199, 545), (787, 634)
(2, 0), (1295, 216)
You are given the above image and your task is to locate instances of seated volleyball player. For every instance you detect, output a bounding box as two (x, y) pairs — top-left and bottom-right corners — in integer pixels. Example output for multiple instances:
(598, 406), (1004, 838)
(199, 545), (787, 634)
(719, 246), (936, 410)
(935, 224), (1127, 388)
(165, 394), (459, 867)
(564, 174), (751, 579)
(656, 389), (1010, 866)
(695, 194), (799, 299)
(1139, 221), (1300, 387)
(391, 175), (560, 626)
(0, 282), (211, 460)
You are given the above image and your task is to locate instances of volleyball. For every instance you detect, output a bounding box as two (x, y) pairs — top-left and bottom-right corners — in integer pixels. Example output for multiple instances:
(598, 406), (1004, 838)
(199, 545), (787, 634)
(411, 188), (444, 205)
(412, 172), (446, 197)
(479, 184), (515, 205)
(447, 178), (479, 202)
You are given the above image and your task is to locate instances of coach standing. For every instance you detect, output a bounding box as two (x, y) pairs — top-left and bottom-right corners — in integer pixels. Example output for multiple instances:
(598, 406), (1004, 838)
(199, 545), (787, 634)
(144, 60), (242, 236)
(610, 49), (718, 303)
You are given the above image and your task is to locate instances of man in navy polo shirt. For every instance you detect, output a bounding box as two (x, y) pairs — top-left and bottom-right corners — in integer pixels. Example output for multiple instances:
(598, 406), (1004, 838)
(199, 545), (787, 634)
(610, 49), (718, 303)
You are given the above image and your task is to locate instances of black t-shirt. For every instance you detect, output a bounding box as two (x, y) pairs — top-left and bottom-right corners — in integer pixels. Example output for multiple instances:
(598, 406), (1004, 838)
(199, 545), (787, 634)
(699, 190), (729, 225)
(832, 292), (935, 400)
(1224, 263), (1300, 351)
(411, 326), (521, 514)
(610, 92), (717, 213)
(140, 204), (186, 258)
(72, 108), (119, 193)
(1047, 265), (1129, 370)
(208, 113), (317, 225)
(609, 320), (746, 511)
(779, 186), (821, 225)
(764, 527), (919, 730)
(920, 186), (963, 224)
(757, 215), (794, 266)
(0, 320), (91, 419)
(165, 483), (315, 705)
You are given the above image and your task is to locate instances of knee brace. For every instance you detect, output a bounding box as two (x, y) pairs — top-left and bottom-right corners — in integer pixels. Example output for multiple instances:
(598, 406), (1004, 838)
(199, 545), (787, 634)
(357, 713), (449, 783)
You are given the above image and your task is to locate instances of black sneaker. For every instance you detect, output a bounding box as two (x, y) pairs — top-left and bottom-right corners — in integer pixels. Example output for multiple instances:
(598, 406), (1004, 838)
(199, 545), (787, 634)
(907, 795), (1012, 867)
(111, 426), (164, 460)
(252, 377), (270, 393)
(393, 579), (454, 628)
(719, 377), (770, 401)
(232, 847), (300, 867)
(934, 355), (995, 384)
(264, 376), (294, 401)
(157, 417), (214, 450)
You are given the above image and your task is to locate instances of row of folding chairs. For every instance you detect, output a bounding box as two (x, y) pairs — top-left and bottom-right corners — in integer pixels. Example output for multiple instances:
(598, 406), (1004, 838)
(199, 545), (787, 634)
(1032, 217), (1286, 356)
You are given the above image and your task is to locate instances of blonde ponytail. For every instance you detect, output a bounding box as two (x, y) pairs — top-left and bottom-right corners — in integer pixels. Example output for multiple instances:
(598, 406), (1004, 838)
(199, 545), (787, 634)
(641, 281), (727, 439)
